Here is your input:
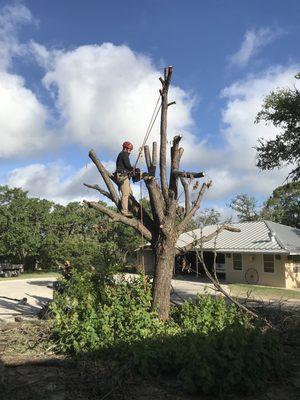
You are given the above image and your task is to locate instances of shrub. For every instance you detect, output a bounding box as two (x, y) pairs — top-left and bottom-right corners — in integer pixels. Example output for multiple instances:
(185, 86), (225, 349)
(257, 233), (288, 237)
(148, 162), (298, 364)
(51, 272), (166, 353)
(51, 271), (284, 395)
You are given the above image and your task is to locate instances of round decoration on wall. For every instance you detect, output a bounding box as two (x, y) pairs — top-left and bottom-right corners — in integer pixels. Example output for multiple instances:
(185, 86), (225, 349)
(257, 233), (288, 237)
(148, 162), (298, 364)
(245, 268), (259, 284)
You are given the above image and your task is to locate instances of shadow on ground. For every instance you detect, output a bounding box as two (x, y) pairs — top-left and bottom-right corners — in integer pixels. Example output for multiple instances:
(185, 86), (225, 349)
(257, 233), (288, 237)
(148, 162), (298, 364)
(27, 280), (55, 288)
(0, 298), (40, 319)
(0, 291), (300, 400)
(0, 321), (299, 400)
(0, 354), (198, 400)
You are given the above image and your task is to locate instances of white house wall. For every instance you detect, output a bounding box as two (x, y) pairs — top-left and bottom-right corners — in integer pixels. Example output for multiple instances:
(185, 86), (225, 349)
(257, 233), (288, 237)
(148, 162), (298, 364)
(225, 253), (286, 288)
(285, 259), (300, 289)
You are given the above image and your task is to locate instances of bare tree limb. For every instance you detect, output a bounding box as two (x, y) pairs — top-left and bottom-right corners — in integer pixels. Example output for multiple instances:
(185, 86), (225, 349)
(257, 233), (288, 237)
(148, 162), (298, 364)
(144, 145), (152, 171)
(88, 149), (119, 207)
(159, 66), (173, 205)
(84, 183), (154, 233)
(177, 181), (211, 233)
(151, 141), (158, 176)
(168, 101), (176, 107)
(195, 247), (271, 328)
(87, 150), (154, 231)
(169, 135), (183, 198)
(173, 171), (205, 179)
(83, 183), (113, 201)
(177, 224), (240, 254)
(152, 142), (158, 168)
(144, 177), (165, 225)
(84, 200), (153, 241)
(179, 177), (190, 215)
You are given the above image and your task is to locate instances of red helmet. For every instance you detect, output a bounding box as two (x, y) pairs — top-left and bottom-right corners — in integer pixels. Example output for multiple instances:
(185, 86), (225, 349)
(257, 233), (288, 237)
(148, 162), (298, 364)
(122, 141), (133, 150)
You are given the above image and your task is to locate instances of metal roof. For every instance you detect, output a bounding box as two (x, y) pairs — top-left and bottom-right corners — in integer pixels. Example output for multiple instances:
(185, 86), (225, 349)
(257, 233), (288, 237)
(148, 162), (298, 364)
(177, 221), (300, 254)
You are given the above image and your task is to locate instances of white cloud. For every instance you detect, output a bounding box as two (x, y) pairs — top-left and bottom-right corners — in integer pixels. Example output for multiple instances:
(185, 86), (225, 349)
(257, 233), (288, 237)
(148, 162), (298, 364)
(0, 3), (54, 158)
(6, 162), (99, 204)
(221, 65), (300, 172)
(0, 71), (53, 157)
(5, 159), (143, 205)
(41, 43), (207, 164)
(0, 2), (34, 69)
(5, 63), (299, 205)
(229, 28), (281, 68)
(0, 3), (297, 208)
(204, 169), (240, 201)
(203, 65), (300, 200)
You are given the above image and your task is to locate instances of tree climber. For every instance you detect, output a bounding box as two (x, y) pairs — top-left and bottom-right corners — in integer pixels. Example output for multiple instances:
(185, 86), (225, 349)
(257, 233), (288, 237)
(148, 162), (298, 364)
(115, 141), (135, 217)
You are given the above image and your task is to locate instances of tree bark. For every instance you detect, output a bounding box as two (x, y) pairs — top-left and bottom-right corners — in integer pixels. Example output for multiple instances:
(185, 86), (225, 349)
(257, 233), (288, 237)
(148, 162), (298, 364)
(151, 235), (176, 320)
(160, 67), (173, 204)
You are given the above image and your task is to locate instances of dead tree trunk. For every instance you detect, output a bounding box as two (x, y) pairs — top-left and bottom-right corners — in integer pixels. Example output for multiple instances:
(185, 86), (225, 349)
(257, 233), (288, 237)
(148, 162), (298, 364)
(84, 66), (235, 320)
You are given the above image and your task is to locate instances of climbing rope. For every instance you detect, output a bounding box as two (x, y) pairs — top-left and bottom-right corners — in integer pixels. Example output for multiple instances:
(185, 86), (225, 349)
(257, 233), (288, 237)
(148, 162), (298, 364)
(139, 153), (145, 273)
(134, 94), (161, 169)
(131, 95), (162, 273)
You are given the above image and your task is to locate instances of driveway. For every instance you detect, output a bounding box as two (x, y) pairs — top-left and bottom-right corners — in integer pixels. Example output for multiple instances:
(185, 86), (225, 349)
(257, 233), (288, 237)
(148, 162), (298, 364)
(171, 275), (228, 302)
(2, 275), (296, 322)
(0, 277), (56, 322)
(0, 275), (225, 322)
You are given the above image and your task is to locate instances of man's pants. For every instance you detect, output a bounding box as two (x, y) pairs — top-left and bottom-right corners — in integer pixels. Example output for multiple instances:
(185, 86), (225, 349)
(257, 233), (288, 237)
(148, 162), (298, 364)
(120, 177), (132, 212)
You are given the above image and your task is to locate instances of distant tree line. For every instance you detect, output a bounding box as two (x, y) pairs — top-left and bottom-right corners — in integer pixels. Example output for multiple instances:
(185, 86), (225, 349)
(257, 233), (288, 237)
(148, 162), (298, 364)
(194, 181), (299, 229)
(0, 179), (297, 273)
(255, 75), (300, 181)
(228, 181), (300, 228)
(0, 186), (140, 271)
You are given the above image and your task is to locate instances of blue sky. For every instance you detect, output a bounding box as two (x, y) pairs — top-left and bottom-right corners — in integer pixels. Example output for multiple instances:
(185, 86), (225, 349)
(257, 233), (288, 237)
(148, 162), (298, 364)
(0, 0), (299, 217)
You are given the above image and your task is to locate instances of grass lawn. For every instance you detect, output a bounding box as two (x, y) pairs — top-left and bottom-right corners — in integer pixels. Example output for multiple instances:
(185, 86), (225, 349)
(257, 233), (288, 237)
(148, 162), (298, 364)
(0, 271), (59, 281)
(228, 283), (300, 301)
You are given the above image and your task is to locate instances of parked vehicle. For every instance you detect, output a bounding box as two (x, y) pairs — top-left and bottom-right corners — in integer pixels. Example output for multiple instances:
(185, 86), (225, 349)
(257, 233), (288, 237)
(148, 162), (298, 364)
(0, 262), (24, 278)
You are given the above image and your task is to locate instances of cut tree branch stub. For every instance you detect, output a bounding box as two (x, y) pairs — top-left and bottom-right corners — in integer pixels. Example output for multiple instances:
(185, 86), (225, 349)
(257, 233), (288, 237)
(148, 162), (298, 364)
(173, 171), (205, 179)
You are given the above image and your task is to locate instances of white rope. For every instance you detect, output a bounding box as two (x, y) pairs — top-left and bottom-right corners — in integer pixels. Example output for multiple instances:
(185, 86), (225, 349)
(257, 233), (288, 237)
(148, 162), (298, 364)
(134, 94), (161, 168)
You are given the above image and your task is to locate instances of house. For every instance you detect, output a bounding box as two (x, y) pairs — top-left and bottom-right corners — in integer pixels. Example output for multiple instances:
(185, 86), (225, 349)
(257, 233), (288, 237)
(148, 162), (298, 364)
(138, 221), (300, 289)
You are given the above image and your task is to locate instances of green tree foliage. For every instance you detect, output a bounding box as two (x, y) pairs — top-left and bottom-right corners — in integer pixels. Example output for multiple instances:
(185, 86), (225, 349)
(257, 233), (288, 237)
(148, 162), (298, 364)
(0, 186), (53, 266)
(229, 194), (261, 222)
(0, 186), (140, 270)
(229, 183), (300, 227)
(262, 181), (300, 228)
(255, 80), (300, 181)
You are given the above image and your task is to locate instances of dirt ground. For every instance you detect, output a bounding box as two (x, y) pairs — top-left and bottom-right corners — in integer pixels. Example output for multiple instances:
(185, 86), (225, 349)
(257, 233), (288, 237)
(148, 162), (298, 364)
(0, 277), (299, 399)
(0, 321), (196, 400)
(0, 308), (300, 400)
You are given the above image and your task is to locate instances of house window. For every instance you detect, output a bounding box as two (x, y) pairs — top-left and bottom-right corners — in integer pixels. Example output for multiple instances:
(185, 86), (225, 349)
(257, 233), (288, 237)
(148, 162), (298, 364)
(293, 265), (300, 275)
(216, 253), (225, 264)
(293, 257), (300, 275)
(263, 254), (274, 273)
(233, 253), (242, 270)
